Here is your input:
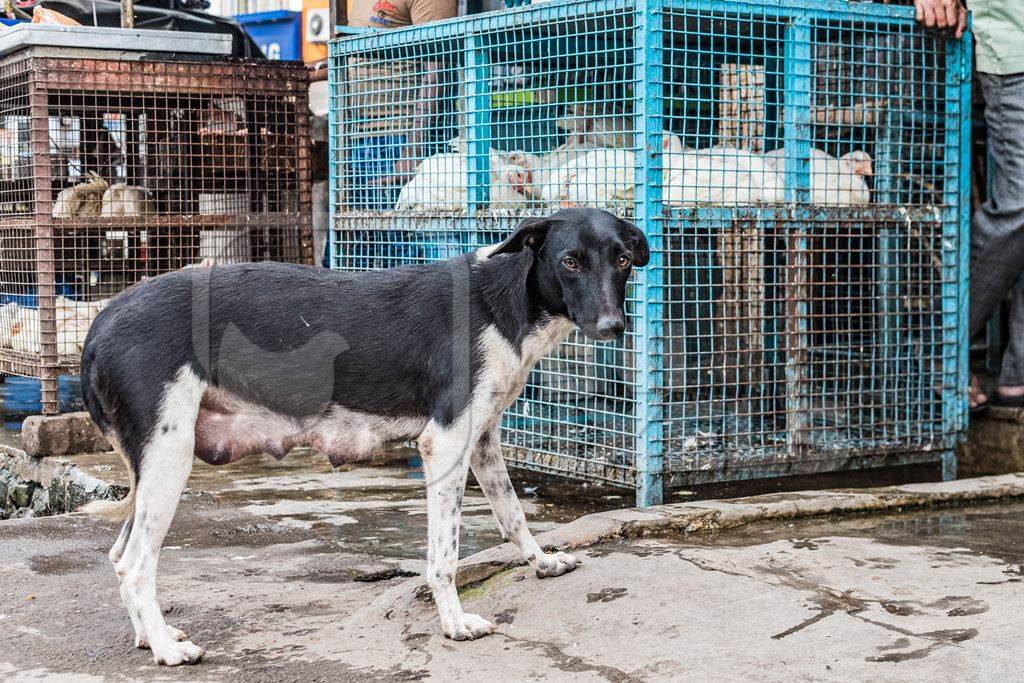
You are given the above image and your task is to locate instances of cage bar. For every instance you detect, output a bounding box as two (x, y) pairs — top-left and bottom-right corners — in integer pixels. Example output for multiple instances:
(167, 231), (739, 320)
(634, 0), (666, 506)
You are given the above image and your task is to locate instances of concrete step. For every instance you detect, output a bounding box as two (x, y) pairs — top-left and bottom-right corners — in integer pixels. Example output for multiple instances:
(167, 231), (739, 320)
(959, 406), (1024, 476)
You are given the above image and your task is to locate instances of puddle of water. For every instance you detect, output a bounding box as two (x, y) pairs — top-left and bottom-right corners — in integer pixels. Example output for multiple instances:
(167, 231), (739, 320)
(672, 501), (1024, 568)
(181, 450), (631, 560)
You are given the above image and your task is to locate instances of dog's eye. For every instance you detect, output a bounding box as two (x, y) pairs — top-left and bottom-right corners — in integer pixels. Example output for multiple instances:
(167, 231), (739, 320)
(617, 255), (631, 269)
(562, 256), (578, 270)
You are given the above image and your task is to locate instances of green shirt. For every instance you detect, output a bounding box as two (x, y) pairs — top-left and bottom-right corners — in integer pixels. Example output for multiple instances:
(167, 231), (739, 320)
(971, 0), (1024, 75)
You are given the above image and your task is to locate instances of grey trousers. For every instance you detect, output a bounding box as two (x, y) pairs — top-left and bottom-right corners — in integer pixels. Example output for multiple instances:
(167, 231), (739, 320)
(970, 72), (1024, 386)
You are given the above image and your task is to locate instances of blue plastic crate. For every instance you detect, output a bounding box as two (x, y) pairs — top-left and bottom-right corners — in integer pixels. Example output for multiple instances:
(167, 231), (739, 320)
(348, 134), (407, 210)
(1, 376), (80, 421)
(236, 10), (302, 61)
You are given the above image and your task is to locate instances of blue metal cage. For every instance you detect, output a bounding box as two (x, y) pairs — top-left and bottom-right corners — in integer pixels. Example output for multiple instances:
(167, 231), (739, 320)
(328, 0), (972, 506)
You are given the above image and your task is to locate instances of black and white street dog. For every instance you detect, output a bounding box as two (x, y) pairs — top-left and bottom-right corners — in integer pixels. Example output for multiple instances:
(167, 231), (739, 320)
(80, 207), (649, 665)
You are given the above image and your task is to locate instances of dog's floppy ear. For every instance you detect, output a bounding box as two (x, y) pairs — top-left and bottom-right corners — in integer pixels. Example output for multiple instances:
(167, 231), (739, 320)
(491, 216), (553, 256)
(618, 218), (650, 267)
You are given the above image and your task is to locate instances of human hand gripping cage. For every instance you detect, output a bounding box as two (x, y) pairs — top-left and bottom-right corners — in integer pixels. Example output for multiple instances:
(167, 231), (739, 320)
(329, 0), (972, 505)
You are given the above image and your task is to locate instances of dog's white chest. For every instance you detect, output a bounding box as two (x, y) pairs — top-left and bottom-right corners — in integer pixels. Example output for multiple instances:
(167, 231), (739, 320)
(475, 319), (574, 416)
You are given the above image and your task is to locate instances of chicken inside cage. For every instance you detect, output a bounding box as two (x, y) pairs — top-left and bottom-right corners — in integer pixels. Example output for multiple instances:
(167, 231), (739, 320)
(0, 296), (109, 355)
(52, 172), (108, 218)
(395, 137), (538, 211)
(336, 9), (959, 219)
(378, 64), (880, 213)
(33, 92), (307, 273)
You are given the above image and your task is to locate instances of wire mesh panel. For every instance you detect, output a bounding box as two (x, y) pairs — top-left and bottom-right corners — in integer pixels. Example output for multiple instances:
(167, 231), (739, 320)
(329, 0), (971, 504)
(331, 2), (645, 488)
(0, 53), (313, 413)
(657, 1), (969, 488)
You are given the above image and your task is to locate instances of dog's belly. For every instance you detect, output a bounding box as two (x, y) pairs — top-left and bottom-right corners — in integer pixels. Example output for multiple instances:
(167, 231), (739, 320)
(193, 387), (427, 466)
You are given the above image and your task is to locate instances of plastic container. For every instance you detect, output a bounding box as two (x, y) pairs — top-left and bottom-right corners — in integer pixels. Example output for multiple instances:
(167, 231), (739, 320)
(1, 375), (80, 420)
(236, 10), (301, 61)
(348, 134), (406, 210)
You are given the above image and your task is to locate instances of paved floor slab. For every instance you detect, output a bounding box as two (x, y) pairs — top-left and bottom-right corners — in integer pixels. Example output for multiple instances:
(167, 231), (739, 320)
(2, 468), (1022, 681)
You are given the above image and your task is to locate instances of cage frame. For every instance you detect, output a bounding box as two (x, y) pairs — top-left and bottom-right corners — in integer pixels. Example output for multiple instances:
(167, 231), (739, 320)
(328, 0), (973, 506)
(0, 49), (314, 414)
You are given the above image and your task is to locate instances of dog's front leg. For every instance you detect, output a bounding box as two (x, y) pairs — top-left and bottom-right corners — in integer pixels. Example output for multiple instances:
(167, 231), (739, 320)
(419, 423), (495, 640)
(471, 427), (581, 578)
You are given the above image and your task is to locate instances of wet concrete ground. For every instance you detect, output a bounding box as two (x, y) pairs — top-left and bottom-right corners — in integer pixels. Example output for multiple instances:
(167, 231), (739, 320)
(67, 449), (631, 559)
(1, 447), (1022, 680)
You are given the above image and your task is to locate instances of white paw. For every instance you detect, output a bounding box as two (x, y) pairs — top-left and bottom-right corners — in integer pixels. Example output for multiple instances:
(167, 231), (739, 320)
(442, 612), (495, 641)
(135, 625), (188, 649)
(533, 551), (582, 578)
(150, 639), (205, 666)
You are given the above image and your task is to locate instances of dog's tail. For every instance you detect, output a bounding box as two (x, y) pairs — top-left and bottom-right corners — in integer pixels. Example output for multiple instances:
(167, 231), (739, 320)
(80, 443), (135, 521)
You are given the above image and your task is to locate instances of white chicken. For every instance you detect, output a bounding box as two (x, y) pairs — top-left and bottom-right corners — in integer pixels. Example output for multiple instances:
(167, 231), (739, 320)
(762, 148), (873, 205)
(52, 173), (109, 218)
(395, 138), (537, 211)
(101, 184), (156, 217)
(523, 134), (599, 200)
(183, 257), (217, 269)
(0, 302), (18, 349)
(555, 105), (634, 149)
(662, 135), (785, 205)
(537, 132), (684, 210)
(0, 296), (109, 355)
(540, 147), (637, 210)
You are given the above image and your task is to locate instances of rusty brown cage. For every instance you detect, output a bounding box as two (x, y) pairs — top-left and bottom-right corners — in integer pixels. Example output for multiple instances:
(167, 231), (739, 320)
(0, 51), (313, 414)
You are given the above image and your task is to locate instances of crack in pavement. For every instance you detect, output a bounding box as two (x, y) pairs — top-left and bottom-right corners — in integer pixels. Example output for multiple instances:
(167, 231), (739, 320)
(399, 624), (434, 669)
(674, 548), (983, 664)
(858, 617), (978, 663)
(496, 632), (644, 682)
(757, 565), (980, 660)
(672, 551), (751, 579)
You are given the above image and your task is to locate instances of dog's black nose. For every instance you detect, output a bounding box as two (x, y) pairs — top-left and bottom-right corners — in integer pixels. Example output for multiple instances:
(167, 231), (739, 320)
(596, 316), (625, 338)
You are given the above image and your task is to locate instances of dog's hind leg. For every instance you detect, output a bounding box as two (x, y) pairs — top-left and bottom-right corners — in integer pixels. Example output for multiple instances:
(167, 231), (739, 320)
(115, 367), (205, 665)
(108, 517), (146, 644)
(109, 518), (132, 566)
(470, 426), (581, 578)
(419, 422), (495, 641)
(111, 517), (189, 648)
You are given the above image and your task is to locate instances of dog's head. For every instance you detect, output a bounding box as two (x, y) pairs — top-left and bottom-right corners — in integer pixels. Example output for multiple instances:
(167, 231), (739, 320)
(491, 208), (649, 341)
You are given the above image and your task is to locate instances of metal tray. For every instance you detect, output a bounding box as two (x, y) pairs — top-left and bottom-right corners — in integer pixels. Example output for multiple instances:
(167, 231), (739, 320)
(0, 24), (231, 57)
